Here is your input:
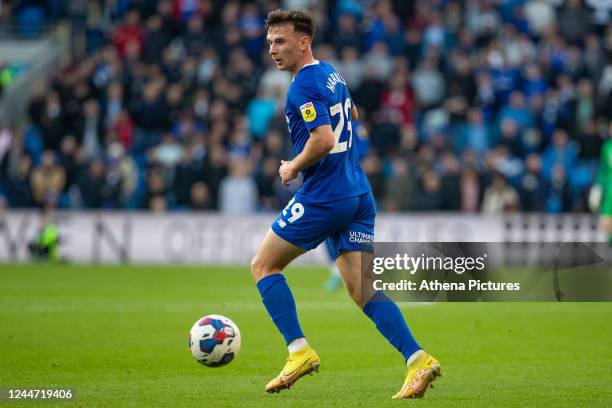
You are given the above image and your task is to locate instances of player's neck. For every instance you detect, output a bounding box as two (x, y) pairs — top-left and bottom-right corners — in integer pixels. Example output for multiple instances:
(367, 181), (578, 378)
(291, 54), (317, 77)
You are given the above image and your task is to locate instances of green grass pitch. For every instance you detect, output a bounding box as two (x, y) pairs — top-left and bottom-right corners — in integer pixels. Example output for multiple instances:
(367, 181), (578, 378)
(1, 264), (611, 407)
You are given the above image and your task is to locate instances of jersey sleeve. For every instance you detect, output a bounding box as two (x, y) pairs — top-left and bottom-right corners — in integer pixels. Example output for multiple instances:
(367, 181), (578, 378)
(291, 79), (331, 132)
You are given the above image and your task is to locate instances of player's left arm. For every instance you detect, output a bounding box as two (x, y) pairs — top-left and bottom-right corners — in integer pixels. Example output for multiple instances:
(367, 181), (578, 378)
(279, 125), (334, 185)
(351, 105), (358, 120)
(589, 142), (610, 211)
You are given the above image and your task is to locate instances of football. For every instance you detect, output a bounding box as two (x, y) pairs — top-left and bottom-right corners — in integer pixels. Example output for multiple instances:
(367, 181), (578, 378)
(189, 314), (241, 367)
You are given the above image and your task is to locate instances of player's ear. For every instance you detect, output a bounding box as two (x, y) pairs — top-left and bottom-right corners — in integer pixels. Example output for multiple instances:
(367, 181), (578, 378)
(299, 35), (310, 51)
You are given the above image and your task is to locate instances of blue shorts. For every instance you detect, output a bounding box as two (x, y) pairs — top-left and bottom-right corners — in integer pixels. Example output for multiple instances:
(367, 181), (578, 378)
(271, 192), (376, 258)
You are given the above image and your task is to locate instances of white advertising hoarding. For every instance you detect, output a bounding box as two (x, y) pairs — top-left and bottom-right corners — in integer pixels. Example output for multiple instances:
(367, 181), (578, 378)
(0, 211), (604, 264)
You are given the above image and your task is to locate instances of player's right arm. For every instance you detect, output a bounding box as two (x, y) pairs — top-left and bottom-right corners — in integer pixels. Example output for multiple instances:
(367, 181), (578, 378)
(292, 124), (335, 167)
(280, 78), (336, 185)
(280, 103), (356, 185)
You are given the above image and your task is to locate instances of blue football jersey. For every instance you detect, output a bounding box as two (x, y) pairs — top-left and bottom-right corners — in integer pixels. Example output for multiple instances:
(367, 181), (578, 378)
(285, 60), (371, 203)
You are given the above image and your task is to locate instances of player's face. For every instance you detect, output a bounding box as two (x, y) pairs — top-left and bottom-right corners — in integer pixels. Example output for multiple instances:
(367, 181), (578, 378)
(267, 24), (303, 72)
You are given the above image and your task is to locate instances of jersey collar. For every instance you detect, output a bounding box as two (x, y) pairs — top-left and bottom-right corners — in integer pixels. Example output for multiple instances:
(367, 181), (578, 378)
(292, 59), (320, 82)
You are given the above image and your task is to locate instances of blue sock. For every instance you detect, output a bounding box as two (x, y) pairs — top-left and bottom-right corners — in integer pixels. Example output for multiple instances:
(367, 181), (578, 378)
(363, 291), (421, 361)
(257, 274), (305, 345)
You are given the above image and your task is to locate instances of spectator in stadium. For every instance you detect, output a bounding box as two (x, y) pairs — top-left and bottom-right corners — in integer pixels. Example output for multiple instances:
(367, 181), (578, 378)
(58, 135), (82, 196)
(258, 56), (291, 106)
(111, 108), (135, 151)
(460, 167), (481, 213)
(498, 119), (523, 158)
(218, 159), (257, 214)
(361, 153), (385, 205)
(481, 172), (520, 213)
(498, 91), (533, 132)
(30, 150), (65, 207)
(27, 82), (47, 128)
(333, 13), (362, 54)
(257, 156), (281, 211)
(203, 145), (228, 210)
(39, 91), (64, 151)
(545, 164), (572, 212)
(132, 80), (167, 138)
(578, 119), (605, 161)
(446, 52), (477, 106)
(558, 0), (592, 44)
(584, 33), (606, 81)
(239, 2), (266, 60)
(412, 169), (443, 211)
(3, 128), (24, 181)
(366, 6), (404, 55)
(7, 154), (34, 208)
(153, 132), (184, 170)
(247, 87), (277, 140)
(519, 153), (547, 212)
(524, 0), (556, 35)
(456, 107), (492, 155)
(76, 99), (105, 161)
(189, 181), (213, 210)
(78, 158), (107, 208)
(384, 157), (415, 212)
(150, 195), (168, 213)
(334, 46), (363, 91)
(574, 78), (596, 135)
(411, 58), (445, 111)
(103, 82), (125, 128)
(362, 41), (393, 81)
(370, 108), (402, 156)
(380, 72), (415, 126)
(0, 119), (13, 178)
(354, 65), (385, 115)
(541, 129), (578, 180)
(0, 0), (608, 216)
(112, 9), (143, 59)
(173, 141), (205, 207)
(182, 14), (209, 57)
(439, 151), (462, 211)
(106, 142), (137, 208)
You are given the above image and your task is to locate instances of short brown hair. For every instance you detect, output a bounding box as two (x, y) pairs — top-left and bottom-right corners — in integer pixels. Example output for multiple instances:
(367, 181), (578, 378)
(265, 9), (315, 39)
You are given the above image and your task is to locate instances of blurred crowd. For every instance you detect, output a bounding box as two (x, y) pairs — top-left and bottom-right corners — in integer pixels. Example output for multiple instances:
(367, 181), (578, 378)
(0, 0), (611, 214)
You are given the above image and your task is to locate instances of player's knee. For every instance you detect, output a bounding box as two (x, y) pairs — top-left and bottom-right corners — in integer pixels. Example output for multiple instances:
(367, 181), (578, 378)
(250, 255), (280, 282)
(250, 256), (264, 281)
(601, 217), (612, 232)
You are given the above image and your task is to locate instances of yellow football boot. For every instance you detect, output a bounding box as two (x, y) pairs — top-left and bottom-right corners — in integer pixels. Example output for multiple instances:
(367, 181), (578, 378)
(265, 346), (320, 393)
(392, 352), (441, 399)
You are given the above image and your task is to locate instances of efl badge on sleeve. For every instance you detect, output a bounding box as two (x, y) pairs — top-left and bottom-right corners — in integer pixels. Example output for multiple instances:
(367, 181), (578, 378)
(300, 102), (317, 122)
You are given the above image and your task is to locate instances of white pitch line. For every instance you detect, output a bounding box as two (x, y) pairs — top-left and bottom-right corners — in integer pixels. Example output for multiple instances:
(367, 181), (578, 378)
(0, 301), (436, 314)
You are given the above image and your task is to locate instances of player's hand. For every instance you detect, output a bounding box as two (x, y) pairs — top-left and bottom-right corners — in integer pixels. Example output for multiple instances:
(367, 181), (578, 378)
(588, 185), (602, 212)
(279, 160), (298, 185)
